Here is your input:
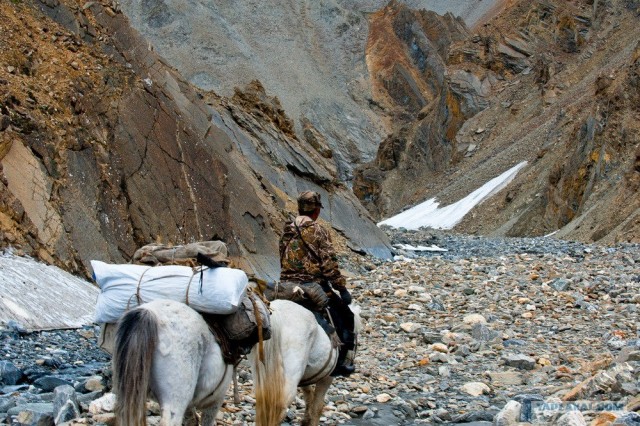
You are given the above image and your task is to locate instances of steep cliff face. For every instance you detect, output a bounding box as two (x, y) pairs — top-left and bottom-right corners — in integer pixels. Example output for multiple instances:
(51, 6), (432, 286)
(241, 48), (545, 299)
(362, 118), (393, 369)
(115, 0), (386, 183)
(420, 0), (640, 243)
(114, 0), (506, 183)
(354, 2), (486, 217)
(0, 0), (392, 280)
(539, 40), (640, 242)
(1, 0), (637, 280)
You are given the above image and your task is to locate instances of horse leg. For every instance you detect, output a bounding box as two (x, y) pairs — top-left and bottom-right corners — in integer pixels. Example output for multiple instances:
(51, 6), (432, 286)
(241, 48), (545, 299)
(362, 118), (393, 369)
(301, 384), (316, 422)
(301, 376), (333, 426)
(153, 350), (200, 426)
(158, 405), (188, 426)
(200, 399), (224, 426)
(183, 408), (199, 426)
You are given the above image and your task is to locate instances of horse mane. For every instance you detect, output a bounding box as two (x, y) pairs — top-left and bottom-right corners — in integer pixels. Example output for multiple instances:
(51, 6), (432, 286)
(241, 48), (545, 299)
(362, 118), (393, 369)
(113, 307), (158, 426)
(253, 311), (287, 426)
(250, 300), (363, 425)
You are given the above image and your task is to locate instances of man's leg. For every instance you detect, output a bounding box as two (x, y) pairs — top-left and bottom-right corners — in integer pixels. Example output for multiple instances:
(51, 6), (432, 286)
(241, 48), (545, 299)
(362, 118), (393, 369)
(327, 297), (356, 376)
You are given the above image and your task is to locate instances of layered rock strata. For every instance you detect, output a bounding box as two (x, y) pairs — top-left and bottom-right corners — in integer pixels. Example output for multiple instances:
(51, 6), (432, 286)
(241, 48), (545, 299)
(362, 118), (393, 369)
(0, 0), (392, 280)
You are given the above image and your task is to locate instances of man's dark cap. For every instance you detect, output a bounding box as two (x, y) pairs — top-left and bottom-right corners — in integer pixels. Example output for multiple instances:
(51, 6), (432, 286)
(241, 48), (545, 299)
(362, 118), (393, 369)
(297, 191), (323, 211)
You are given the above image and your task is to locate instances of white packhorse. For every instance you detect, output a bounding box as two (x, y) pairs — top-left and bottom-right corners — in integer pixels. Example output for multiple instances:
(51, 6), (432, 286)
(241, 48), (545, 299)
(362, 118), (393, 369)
(250, 299), (361, 426)
(112, 299), (233, 426)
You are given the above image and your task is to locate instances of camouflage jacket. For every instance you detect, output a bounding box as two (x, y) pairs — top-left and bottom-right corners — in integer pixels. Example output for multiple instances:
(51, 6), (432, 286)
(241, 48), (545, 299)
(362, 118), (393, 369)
(279, 216), (347, 290)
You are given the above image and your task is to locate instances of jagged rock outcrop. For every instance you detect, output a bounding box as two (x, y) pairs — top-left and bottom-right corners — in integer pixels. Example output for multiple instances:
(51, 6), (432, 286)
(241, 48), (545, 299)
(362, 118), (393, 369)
(352, 0), (639, 244)
(441, 0), (640, 243)
(365, 3), (469, 115)
(0, 0), (392, 280)
(354, 1), (494, 217)
(541, 40), (640, 242)
(1, 0), (638, 278)
(115, 0), (388, 183)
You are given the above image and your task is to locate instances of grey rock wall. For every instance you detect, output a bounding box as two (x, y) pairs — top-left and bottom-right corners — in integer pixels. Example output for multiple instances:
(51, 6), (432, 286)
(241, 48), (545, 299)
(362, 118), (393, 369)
(2, 0), (392, 282)
(116, 0), (503, 181)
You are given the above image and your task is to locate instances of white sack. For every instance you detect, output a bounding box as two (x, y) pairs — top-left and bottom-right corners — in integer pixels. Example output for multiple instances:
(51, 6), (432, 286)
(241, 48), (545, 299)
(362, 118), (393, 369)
(92, 260), (248, 323)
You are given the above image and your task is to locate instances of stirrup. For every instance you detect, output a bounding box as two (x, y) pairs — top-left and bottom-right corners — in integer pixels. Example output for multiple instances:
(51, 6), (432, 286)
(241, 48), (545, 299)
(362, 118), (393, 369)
(331, 360), (356, 377)
(331, 350), (356, 377)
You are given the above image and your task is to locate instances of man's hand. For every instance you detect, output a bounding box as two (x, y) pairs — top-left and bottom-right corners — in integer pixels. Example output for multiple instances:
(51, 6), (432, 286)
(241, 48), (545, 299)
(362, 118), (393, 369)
(339, 288), (352, 305)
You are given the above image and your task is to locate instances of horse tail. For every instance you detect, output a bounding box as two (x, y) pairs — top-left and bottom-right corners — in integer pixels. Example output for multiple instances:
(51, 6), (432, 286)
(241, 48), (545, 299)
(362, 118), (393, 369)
(113, 307), (158, 426)
(253, 315), (287, 426)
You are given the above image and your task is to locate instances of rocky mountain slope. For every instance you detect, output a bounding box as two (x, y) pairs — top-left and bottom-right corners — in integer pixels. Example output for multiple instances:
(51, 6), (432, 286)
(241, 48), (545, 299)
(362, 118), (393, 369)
(115, 0), (503, 183)
(1, 0), (638, 280)
(0, 0), (392, 280)
(355, 0), (640, 244)
(117, 0), (640, 245)
(1, 2), (638, 425)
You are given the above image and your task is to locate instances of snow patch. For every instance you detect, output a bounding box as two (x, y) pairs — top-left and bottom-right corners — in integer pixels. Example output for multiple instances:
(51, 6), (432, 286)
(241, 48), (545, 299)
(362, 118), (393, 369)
(379, 162), (527, 230)
(394, 244), (448, 252)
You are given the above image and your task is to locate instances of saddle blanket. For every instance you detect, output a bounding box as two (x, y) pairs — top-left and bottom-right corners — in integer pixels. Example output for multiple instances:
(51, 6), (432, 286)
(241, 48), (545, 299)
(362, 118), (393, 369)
(91, 260), (248, 323)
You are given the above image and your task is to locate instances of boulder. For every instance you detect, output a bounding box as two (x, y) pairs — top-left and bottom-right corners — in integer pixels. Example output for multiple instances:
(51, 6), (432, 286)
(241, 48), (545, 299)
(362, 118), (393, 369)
(88, 393), (116, 415)
(503, 354), (537, 370)
(460, 381), (491, 396)
(33, 377), (73, 392)
(0, 361), (22, 386)
(555, 410), (587, 426)
(493, 400), (521, 426)
(7, 403), (54, 426)
(54, 400), (80, 425)
(53, 385), (79, 421)
(612, 413), (640, 425)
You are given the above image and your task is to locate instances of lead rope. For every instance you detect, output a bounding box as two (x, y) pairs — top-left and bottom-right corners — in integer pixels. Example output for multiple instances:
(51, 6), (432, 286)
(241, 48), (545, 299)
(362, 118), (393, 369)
(126, 267), (152, 310)
(233, 363), (240, 404)
(249, 293), (265, 364)
(184, 267), (206, 306)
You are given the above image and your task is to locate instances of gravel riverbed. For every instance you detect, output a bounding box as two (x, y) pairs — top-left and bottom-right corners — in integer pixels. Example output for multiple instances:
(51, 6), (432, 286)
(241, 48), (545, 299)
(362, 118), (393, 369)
(1, 230), (639, 425)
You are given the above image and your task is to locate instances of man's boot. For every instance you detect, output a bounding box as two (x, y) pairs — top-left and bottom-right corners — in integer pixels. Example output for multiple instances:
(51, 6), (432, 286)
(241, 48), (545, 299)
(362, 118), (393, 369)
(331, 347), (355, 377)
(331, 329), (356, 377)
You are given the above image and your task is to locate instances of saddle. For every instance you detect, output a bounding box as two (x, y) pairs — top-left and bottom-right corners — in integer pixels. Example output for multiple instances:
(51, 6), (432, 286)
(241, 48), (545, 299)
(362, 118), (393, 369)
(260, 280), (329, 311)
(201, 289), (271, 365)
(257, 280), (341, 347)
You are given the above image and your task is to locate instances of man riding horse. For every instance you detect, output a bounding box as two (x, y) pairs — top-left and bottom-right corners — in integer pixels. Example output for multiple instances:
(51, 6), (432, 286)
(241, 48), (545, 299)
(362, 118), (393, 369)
(279, 191), (356, 377)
